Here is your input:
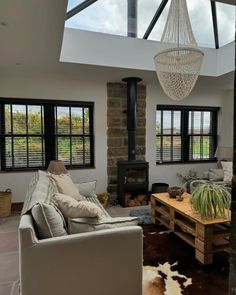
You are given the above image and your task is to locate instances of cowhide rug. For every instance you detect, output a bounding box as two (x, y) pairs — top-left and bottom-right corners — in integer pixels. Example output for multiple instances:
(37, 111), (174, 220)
(142, 224), (229, 295)
(143, 262), (192, 295)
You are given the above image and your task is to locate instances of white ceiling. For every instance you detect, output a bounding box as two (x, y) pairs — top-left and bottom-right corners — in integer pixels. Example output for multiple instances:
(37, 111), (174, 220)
(0, 0), (234, 88)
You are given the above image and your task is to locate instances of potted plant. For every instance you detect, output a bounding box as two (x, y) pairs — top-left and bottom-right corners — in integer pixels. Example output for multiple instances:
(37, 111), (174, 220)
(177, 169), (198, 184)
(190, 183), (231, 219)
(96, 192), (110, 208)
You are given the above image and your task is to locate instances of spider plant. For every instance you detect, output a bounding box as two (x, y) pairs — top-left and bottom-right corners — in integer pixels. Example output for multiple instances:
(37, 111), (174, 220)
(190, 183), (231, 219)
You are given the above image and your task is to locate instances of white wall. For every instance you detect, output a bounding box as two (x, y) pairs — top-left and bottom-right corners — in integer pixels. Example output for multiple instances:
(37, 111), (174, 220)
(0, 75), (107, 202)
(218, 90), (234, 147)
(146, 82), (233, 188)
(61, 28), (220, 76)
(0, 74), (233, 202)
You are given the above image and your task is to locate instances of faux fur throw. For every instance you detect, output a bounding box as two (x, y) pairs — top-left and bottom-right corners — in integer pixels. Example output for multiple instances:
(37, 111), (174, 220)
(143, 262), (192, 295)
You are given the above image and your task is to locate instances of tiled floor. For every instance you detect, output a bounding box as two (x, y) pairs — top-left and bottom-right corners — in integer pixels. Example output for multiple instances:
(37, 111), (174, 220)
(0, 205), (149, 295)
(0, 214), (20, 295)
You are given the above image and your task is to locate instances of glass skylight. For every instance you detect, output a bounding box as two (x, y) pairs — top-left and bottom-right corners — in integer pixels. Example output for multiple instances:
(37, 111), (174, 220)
(187, 0), (215, 48)
(67, 0), (85, 12)
(65, 0), (235, 48)
(216, 2), (235, 47)
(137, 0), (163, 38)
(148, 1), (171, 42)
(66, 0), (127, 36)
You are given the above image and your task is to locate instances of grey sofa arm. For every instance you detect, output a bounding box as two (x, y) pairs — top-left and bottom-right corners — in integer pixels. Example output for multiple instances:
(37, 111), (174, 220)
(19, 215), (143, 295)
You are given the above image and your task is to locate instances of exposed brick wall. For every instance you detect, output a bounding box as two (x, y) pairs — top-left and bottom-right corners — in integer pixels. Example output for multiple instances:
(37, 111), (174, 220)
(107, 82), (146, 200)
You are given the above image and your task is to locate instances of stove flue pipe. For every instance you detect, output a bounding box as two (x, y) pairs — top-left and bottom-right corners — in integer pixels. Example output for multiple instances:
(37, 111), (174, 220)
(122, 77), (142, 161)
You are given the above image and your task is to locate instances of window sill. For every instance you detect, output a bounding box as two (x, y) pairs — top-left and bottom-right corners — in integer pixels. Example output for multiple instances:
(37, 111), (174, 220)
(156, 160), (217, 165)
(0, 165), (96, 173)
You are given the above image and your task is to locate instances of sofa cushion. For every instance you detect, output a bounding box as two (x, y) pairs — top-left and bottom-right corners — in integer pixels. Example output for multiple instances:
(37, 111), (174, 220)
(75, 181), (97, 197)
(68, 216), (139, 234)
(221, 161), (233, 182)
(49, 173), (82, 201)
(21, 170), (57, 215)
(31, 203), (68, 239)
(208, 168), (224, 182)
(54, 193), (105, 219)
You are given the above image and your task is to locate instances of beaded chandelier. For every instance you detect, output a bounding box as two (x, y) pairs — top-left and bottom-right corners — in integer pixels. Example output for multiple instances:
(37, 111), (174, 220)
(154, 0), (204, 101)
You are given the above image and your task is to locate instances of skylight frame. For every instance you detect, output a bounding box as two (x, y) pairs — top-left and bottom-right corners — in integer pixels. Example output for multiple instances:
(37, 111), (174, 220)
(65, 0), (234, 49)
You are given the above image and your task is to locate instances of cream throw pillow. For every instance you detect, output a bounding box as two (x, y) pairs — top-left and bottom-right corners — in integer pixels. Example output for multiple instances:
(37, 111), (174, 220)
(54, 193), (105, 219)
(31, 203), (68, 239)
(49, 174), (82, 201)
(221, 161), (233, 182)
(75, 181), (97, 197)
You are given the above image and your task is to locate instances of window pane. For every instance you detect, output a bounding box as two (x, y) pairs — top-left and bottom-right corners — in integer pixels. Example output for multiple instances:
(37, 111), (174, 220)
(14, 137), (27, 167)
(149, 1), (171, 41)
(28, 105), (43, 135)
(13, 105), (26, 134)
(188, 0), (215, 48)
(67, 0), (84, 12)
(71, 107), (83, 134)
(217, 2), (235, 47)
(193, 112), (201, 134)
(84, 137), (91, 164)
(156, 137), (161, 162)
(28, 137), (43, 167)
(5, 105), (11, 134)
(203, 112), (211, 134)
(173, 136), (181, 161)
(57, 107), (70, 135)
(5, 137), (12, 168)
(57, 137), (71, 165)
(66, 0), (127, 37)
(162, 136), (171, 161)
(203, 137), (209, 159)
(190, 136), (201, 160)
(138, 0), (163, 38)
(72, 137), (83, 164)
(163, 111), (171, 134)
(84, 108), (90, 134)
(189, 111), (202, 135)
(173, 111), (181, 134)
(188, 111), (192, 133)
(156, 110), (162, 135)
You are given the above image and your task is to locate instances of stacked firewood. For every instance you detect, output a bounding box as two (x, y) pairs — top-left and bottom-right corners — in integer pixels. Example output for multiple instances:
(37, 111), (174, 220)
(125, 193), (148, 207)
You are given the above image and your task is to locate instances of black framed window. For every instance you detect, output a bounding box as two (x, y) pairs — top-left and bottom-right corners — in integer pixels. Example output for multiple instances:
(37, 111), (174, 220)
(0, 98), (94, 171)
(156, 105), (218, 164)
(55, 106), (93, 166)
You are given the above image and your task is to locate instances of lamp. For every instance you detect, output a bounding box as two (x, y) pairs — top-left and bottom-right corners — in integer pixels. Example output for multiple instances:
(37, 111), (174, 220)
(47, 160), (67, 175)
(154, 0), (204, 101)
(214, 147), (233, 161)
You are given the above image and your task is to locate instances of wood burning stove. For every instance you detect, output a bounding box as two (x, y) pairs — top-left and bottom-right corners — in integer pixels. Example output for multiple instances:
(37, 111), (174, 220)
(117, 77), (149, 207)
(117, 160), (149, 207)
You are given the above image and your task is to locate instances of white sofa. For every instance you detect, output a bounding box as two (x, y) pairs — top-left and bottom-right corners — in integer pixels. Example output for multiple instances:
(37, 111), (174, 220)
(18, 173), (143, 295)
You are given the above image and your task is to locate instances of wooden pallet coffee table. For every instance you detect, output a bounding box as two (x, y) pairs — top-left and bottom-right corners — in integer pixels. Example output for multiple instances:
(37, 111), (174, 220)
(151, 192), (230, 264)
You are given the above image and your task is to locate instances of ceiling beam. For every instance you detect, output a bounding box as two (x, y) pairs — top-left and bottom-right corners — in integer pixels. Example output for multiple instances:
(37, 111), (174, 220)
(213, 0), (236, 5)
(211, 1), (219, 49)
(66, 0), (97, 20)
(143, 0), (169, 40)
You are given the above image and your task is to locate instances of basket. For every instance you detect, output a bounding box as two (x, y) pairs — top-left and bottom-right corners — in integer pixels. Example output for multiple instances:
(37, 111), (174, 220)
(0, 189), (12, 217)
